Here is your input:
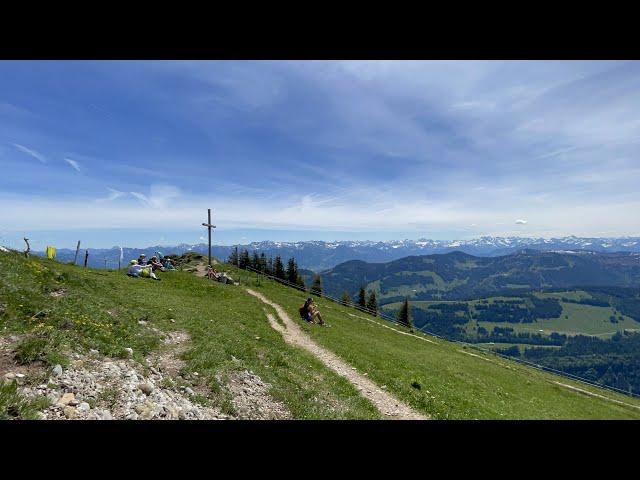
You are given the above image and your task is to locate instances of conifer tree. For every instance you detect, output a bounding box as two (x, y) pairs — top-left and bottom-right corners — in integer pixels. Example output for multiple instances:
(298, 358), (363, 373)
(266, 257), (274, 276)
(341, 291), (351, 306)
(398, 298), (412, 328)
(286, 257), (298, 284)
(358, 287), (367, 310)
(274, 255), (286, 280)
(259, 252), (267, 272)
(366, 291), (378, 316)
(296, 274), (306, 290)
(251, 251), (260, 270)
(228, 246), (239, 265)
(310, 274), (323, 296)
(239, 249), (250, 269)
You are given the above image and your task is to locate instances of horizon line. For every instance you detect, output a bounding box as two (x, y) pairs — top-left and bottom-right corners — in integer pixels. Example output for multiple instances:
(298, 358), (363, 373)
(9, 234), (640, 252)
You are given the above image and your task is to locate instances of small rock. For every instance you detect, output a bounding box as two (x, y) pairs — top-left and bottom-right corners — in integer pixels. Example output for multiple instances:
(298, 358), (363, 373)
(4, 372), (16, 381)
(124, 348), (133, 357)
(166, 407), (179, 419)
(193, 372), (199, 377)
(140, 407), (154, 420)
(185, 387), (194, 396)
(58, 392), (76, 406)
(169, 319), (175, 323)
(15, 373), (25, 379)
(100, 410), (113, 420)
(138, 383), (154, 395)
(89, 349), (98, 355)
(63, 406), (77, 419)
(77, 402), (90, 413)
(68, 398), (79, 406)
(138, 320), (147, 325)
(52, 364), (63, 377)
(255, 336), (261, 340)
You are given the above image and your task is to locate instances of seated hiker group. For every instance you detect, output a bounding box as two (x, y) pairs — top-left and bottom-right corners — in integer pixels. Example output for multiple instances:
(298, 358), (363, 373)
(205, 265), (235, 284)
(299, 297), (326, 326)
(127, 252), (175, 280)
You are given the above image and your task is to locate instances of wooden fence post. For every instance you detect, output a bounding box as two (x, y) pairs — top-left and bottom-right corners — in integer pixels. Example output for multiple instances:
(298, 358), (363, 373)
(73, 240), (81, 265)
(84, 250), (89, 268)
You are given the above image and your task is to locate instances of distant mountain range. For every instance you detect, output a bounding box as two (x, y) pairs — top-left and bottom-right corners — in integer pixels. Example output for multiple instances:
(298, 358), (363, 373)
(20, 236), (640, 271)
(319, 249), (640, 304)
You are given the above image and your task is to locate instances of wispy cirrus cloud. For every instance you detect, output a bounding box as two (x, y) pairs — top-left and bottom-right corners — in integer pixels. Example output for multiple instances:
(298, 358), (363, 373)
(130, 184), (181, 209)
(64, 157), (81, 172)
(130, 191), (150, 205)
(12, 143), (46, 163)
(96, 188), (126, 203)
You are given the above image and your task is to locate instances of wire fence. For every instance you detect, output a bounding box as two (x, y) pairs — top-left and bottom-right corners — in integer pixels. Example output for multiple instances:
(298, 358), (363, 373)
(236, 263), (640, 400)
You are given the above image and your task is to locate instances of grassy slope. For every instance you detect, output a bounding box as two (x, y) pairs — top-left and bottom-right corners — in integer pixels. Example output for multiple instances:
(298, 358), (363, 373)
(3, 252), (640, 419)
(240, 268), (640, 419)
(0, 252), (378, 419)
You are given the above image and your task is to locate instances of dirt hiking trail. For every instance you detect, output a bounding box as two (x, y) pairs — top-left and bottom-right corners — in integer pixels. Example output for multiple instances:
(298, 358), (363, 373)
(246, 288), (428, 420)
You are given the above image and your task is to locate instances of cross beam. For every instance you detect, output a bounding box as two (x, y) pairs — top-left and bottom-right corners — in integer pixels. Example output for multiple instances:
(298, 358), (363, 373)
(201, 208), (216, 267)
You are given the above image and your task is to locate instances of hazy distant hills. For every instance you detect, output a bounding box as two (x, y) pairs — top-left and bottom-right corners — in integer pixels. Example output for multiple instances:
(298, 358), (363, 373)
(319, 250), (640, 304)
(25, 236), (640, 271)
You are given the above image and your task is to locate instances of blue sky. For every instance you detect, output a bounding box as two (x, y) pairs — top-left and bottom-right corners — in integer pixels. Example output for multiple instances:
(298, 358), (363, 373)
(2, 60), (640, 250)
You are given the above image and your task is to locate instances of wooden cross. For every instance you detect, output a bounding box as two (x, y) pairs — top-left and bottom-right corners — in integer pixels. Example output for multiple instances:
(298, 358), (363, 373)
(201, 208), (216, 268)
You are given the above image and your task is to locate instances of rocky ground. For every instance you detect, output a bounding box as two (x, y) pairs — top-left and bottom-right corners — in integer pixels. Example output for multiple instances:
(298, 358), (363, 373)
(20, 354), (227, 420)
(2, 330), (292, 420)
(226, 369), (292, 419)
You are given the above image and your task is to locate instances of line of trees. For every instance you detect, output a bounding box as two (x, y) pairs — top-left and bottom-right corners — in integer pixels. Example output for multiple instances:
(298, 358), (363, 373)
(347, 286), (379, 316)
(228, 247), (306, 289)
(229, 249), (393, 321)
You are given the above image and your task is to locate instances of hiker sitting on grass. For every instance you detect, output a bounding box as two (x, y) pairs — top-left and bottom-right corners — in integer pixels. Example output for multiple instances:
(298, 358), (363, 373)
(162, 257), (176, 270)
(127, 260), (161, 281)
(299, 298), (325, 326)
(149, 256), (165, 272)
(137, 254), (148, 266)
(206, 265), (219, 280)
